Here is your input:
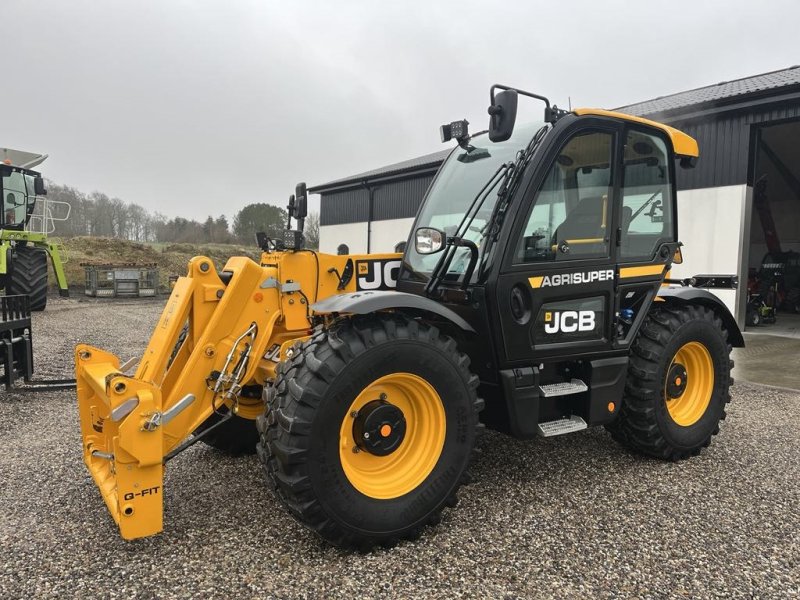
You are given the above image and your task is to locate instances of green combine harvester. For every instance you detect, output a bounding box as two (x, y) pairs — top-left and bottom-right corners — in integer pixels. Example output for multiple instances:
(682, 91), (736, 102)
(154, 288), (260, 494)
(1, 148), (69, 310)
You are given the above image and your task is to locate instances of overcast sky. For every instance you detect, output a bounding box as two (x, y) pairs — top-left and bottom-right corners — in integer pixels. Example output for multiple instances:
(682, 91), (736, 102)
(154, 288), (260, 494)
(5, 0), (798, 220)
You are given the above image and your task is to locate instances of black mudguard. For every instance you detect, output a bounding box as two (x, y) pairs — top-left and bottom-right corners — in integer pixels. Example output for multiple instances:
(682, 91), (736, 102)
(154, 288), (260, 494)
(312, 290), (476, 333)
(658, 287), (744, 347)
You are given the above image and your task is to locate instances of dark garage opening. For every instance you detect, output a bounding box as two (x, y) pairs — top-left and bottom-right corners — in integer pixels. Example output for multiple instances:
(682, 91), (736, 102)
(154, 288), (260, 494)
(747, 118), (800, 334)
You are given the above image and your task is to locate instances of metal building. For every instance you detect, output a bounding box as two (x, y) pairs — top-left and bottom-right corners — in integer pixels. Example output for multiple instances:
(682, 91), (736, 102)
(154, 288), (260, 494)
(309, 149), (449, 254)
(312, 66), (800, 325)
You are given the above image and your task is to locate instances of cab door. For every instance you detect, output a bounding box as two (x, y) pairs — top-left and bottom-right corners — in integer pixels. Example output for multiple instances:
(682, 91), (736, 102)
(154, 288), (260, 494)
(494, 122), (622, 365)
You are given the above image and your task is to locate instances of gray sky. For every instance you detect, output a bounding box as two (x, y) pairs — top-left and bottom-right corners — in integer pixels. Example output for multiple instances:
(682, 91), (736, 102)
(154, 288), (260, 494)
(5, 0), (798, 220)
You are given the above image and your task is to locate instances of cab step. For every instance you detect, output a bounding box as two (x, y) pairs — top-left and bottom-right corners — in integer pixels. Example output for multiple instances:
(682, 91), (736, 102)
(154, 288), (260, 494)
(537, 415), (588, 437)
(538, 379), (588, 397)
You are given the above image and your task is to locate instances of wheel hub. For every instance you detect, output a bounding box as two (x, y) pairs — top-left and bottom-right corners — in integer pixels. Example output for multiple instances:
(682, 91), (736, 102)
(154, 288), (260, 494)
(666, 363), (688, 398)
(353, 399), (406, 456)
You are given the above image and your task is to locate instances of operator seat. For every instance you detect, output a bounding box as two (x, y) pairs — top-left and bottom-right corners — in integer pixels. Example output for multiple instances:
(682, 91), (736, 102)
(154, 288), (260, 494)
(552, 195), (607, 251)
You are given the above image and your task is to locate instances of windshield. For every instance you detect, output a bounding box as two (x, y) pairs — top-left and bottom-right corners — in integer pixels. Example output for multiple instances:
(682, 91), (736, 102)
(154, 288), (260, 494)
(405, 122), (544, 280)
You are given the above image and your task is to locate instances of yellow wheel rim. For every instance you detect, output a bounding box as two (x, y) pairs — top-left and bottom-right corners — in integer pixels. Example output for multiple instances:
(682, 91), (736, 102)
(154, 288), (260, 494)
(339, 373), (446, 499)
(232, 397), (264, 420)
(665, 341), (714, 427)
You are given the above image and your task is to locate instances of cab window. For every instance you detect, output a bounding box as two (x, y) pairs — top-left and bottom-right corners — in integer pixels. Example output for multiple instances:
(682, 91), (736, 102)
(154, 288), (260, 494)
(2, 170), (28, 226)
(515, 131), (613, 263)
(620, 130), (674, 259)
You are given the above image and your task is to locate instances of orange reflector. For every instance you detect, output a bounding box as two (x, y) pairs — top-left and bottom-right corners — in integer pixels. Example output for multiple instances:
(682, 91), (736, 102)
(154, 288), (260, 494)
(380, 424), (392, 437)
(253, 292), (263, 303)
(607, 402), (615, 412)
(675, 377), (682, 386)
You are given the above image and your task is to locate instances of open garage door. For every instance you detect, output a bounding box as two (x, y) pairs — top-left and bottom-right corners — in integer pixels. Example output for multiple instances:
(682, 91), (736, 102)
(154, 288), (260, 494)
(746, 119), (800, 335)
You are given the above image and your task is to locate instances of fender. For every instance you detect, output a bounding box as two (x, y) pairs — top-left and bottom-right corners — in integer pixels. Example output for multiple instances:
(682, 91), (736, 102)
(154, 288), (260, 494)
(312, 290), (476, 333)
(657, 287), (744, 347)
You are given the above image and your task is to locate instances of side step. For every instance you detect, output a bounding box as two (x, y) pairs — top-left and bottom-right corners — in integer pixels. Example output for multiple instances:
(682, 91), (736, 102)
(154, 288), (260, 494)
(537, 415), (588, 437)
(538, 379), (588, 397)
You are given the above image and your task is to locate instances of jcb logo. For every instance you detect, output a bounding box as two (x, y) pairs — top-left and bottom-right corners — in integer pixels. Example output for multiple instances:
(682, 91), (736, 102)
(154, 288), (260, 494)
(544, 310), (596, 334)
(356, 259), (401, 291)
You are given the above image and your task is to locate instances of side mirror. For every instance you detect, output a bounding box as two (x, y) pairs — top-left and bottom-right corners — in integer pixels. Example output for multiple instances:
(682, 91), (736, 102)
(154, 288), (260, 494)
(34, 176), (47, 196)
(295, 182), (308, 219)
(415, 227), (445, 255)
(488, 89), (518, 143)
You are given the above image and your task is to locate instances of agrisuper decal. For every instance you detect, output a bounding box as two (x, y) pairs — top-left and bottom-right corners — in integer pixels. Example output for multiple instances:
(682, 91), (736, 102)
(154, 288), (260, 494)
(355, 259), (401, 291)
(529, 269), (613, 289)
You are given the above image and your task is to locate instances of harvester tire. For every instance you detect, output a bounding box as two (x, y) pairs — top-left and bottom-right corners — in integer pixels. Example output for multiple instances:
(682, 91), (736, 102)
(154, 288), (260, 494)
(8, 245), (49, 311)
(256, 313), (483, 549)
(607, 304), (733, 461)
(194, 409), (259, 456)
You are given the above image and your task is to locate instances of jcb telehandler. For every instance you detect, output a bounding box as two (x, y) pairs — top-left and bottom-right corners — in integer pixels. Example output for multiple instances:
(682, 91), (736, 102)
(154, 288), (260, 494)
(1, 148), (70, 310)
(76, 86), (743, 549)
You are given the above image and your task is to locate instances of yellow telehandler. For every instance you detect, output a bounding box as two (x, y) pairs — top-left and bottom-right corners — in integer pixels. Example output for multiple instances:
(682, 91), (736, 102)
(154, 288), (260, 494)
(76, 85), (743, 549)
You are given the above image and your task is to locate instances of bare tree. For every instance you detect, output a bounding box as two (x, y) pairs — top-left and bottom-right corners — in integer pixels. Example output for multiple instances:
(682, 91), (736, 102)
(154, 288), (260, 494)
(305, 212), (320, 250)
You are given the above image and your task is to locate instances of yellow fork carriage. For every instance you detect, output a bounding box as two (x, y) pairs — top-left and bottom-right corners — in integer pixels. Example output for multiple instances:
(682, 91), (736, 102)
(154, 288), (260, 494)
(76, 251), (401, 539)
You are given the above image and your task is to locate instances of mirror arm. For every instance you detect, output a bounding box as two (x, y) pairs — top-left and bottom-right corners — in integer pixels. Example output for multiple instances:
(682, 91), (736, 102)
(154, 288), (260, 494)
(490, 84), (551, 112)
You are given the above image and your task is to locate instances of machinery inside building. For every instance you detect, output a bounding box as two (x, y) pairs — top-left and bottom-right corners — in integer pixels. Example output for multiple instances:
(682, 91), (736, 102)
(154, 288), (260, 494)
(747, 119), (800, 331)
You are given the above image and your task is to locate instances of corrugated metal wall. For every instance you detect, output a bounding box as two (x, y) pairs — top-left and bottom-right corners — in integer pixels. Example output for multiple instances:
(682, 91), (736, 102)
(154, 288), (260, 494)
(373, 175), (435, 220)
(320, 174), (435, 225)
(319, 188), (370, 225)
(671, 102), (800, 190)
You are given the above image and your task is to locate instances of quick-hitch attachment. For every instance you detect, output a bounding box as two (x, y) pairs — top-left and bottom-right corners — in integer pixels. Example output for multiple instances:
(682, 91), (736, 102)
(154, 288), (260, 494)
(76, 344), (166, 540)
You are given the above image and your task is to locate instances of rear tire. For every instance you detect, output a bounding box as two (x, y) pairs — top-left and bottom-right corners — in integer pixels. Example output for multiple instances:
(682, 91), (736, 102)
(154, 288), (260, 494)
(256, 313), (483, 549)
(8, 245), (48, 311)
(608, 304), (733, 461)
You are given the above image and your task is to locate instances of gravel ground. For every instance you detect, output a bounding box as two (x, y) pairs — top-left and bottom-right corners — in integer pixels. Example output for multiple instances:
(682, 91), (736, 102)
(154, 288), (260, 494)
(1, 296), (798, 599)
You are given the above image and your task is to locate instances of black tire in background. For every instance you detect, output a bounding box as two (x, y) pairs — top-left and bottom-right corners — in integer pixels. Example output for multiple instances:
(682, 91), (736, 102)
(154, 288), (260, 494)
(257, 313), (483, 550)
(8, 245), (49, 311)
(607, 304), (733, 461)
(193, 409), (259, 456)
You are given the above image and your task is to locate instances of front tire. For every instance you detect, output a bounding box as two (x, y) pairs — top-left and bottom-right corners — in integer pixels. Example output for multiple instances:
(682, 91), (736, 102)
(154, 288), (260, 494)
(608, 304), (733, 461)
(256, 313), (483, 549)
(8, 245), (49, 311)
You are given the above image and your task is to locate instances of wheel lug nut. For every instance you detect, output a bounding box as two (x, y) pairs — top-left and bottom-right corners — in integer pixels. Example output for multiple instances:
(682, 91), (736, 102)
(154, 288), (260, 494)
(363, 432), (370, 439)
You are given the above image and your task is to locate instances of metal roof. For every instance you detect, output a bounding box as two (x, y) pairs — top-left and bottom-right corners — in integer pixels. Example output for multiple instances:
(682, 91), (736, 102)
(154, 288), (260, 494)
(618, 65), (800, 117)
(309, 148), (450, 193)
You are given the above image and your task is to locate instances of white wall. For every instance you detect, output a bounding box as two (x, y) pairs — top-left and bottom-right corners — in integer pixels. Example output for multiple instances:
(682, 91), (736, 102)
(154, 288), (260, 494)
(672, 185), (749, 322)
(370, 218), (416, 253)
(320, 218), (415, 255)
(320, 222), (369, 254)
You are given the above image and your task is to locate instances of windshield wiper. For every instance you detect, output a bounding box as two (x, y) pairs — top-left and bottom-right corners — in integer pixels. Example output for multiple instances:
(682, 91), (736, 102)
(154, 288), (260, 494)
(425, 124), (551, 299)
(425, 162), (511, 298)
(477, 124), (550, 275)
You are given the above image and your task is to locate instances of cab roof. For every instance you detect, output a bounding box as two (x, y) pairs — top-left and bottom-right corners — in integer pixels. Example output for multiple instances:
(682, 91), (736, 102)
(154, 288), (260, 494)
(1, 148), (48, 170)
(572, 108), (699, 158)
